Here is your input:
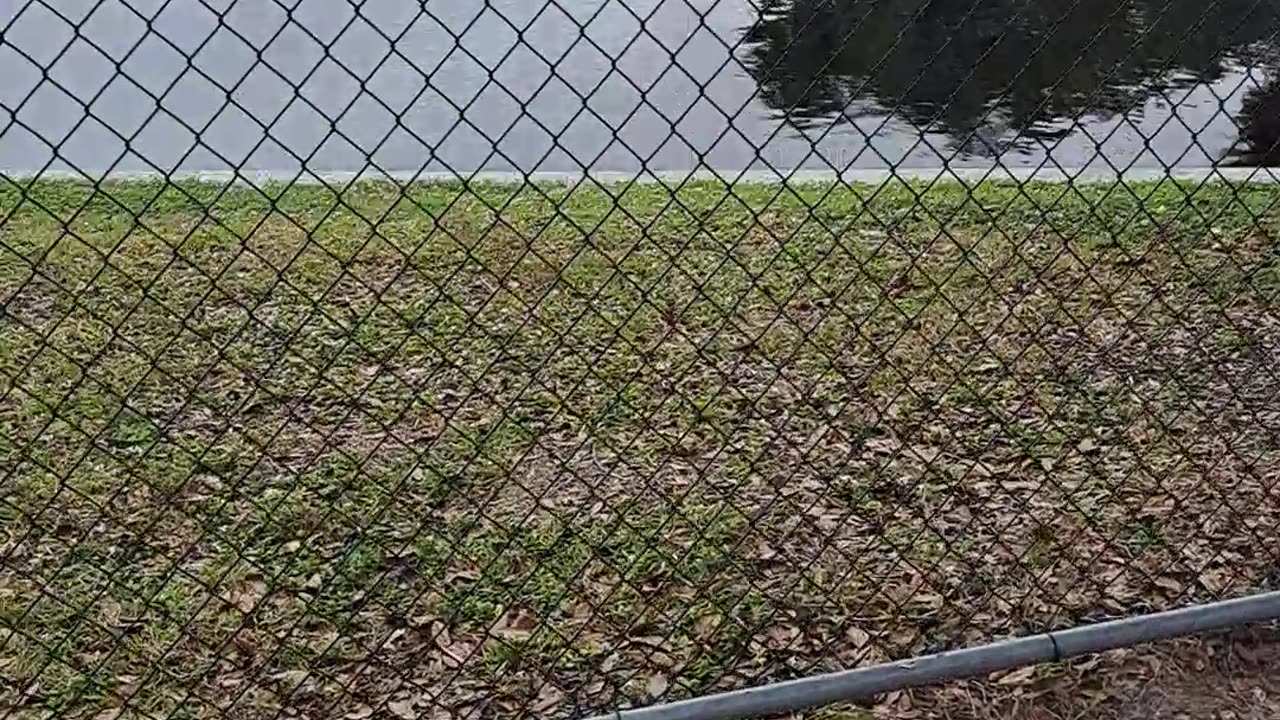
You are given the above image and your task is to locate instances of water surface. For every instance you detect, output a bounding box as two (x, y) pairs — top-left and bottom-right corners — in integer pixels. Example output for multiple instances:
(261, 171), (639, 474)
(1, 0), (1277, 174)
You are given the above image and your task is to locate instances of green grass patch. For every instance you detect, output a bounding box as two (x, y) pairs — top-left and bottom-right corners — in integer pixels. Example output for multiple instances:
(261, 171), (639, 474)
(3, 177), (1280, 719)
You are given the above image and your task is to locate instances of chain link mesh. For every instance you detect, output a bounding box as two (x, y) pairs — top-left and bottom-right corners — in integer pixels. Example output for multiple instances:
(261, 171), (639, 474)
(4, 0), (1280, 718)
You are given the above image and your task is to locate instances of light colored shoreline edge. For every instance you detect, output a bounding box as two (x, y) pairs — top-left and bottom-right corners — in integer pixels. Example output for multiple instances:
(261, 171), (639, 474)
(5, 167), (1280, 185)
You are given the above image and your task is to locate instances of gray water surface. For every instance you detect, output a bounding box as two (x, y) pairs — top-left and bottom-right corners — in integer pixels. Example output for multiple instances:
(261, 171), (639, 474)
(1, 0), (1274, 175)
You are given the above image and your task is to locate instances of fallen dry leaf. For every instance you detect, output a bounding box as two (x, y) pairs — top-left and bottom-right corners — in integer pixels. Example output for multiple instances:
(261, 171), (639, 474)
(387, 698), (417, 720)
(230, 579), (267, 614)
(271, 669), (310, 687)
(765, 624), (799, 649)
(846, 626), (871, 649)
(693, 613), (720, 640)
(232, 631), (258, 658)
(877, 690), (903, 710)
(909, 445), (942, 463)
(345, 705), (374, 720)
(439, 636), (478, 668)
(1072, 656), (1103, 672)
(494, 606), (537, 639)
(532, 685), (564, 712)
(910, 592), (945, 611)
(754, 540), (779, 560)
(997, 665), (1037, 686)
(647, 673), (669, 699)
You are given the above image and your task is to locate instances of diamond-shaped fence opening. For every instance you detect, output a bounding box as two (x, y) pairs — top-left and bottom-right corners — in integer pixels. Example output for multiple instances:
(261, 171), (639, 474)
(6, 0), (1280, 719)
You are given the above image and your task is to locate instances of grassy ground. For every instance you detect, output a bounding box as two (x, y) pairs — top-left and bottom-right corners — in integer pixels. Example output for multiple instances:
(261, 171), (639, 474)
(2, 177), (1280, 720)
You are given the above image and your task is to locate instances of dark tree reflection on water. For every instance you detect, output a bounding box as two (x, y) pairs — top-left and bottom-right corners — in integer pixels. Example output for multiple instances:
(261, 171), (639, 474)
(740, 0), (1280, 163)
(1231, 77), (1280, 165)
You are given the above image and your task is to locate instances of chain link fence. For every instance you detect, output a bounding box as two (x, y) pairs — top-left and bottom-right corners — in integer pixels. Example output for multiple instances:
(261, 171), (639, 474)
(5, 0), (1280, 719)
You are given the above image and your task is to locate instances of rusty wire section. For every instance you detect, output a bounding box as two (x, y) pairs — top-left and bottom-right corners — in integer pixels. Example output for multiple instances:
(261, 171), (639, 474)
(4, 0), (1280, 719)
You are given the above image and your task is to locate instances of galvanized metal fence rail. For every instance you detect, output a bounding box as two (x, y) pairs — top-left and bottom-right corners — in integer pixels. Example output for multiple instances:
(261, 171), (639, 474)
(4, 1), (1280, 719)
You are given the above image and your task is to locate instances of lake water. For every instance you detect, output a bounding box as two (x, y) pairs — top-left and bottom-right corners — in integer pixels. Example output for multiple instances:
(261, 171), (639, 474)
(2, 0), (1278, 175)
